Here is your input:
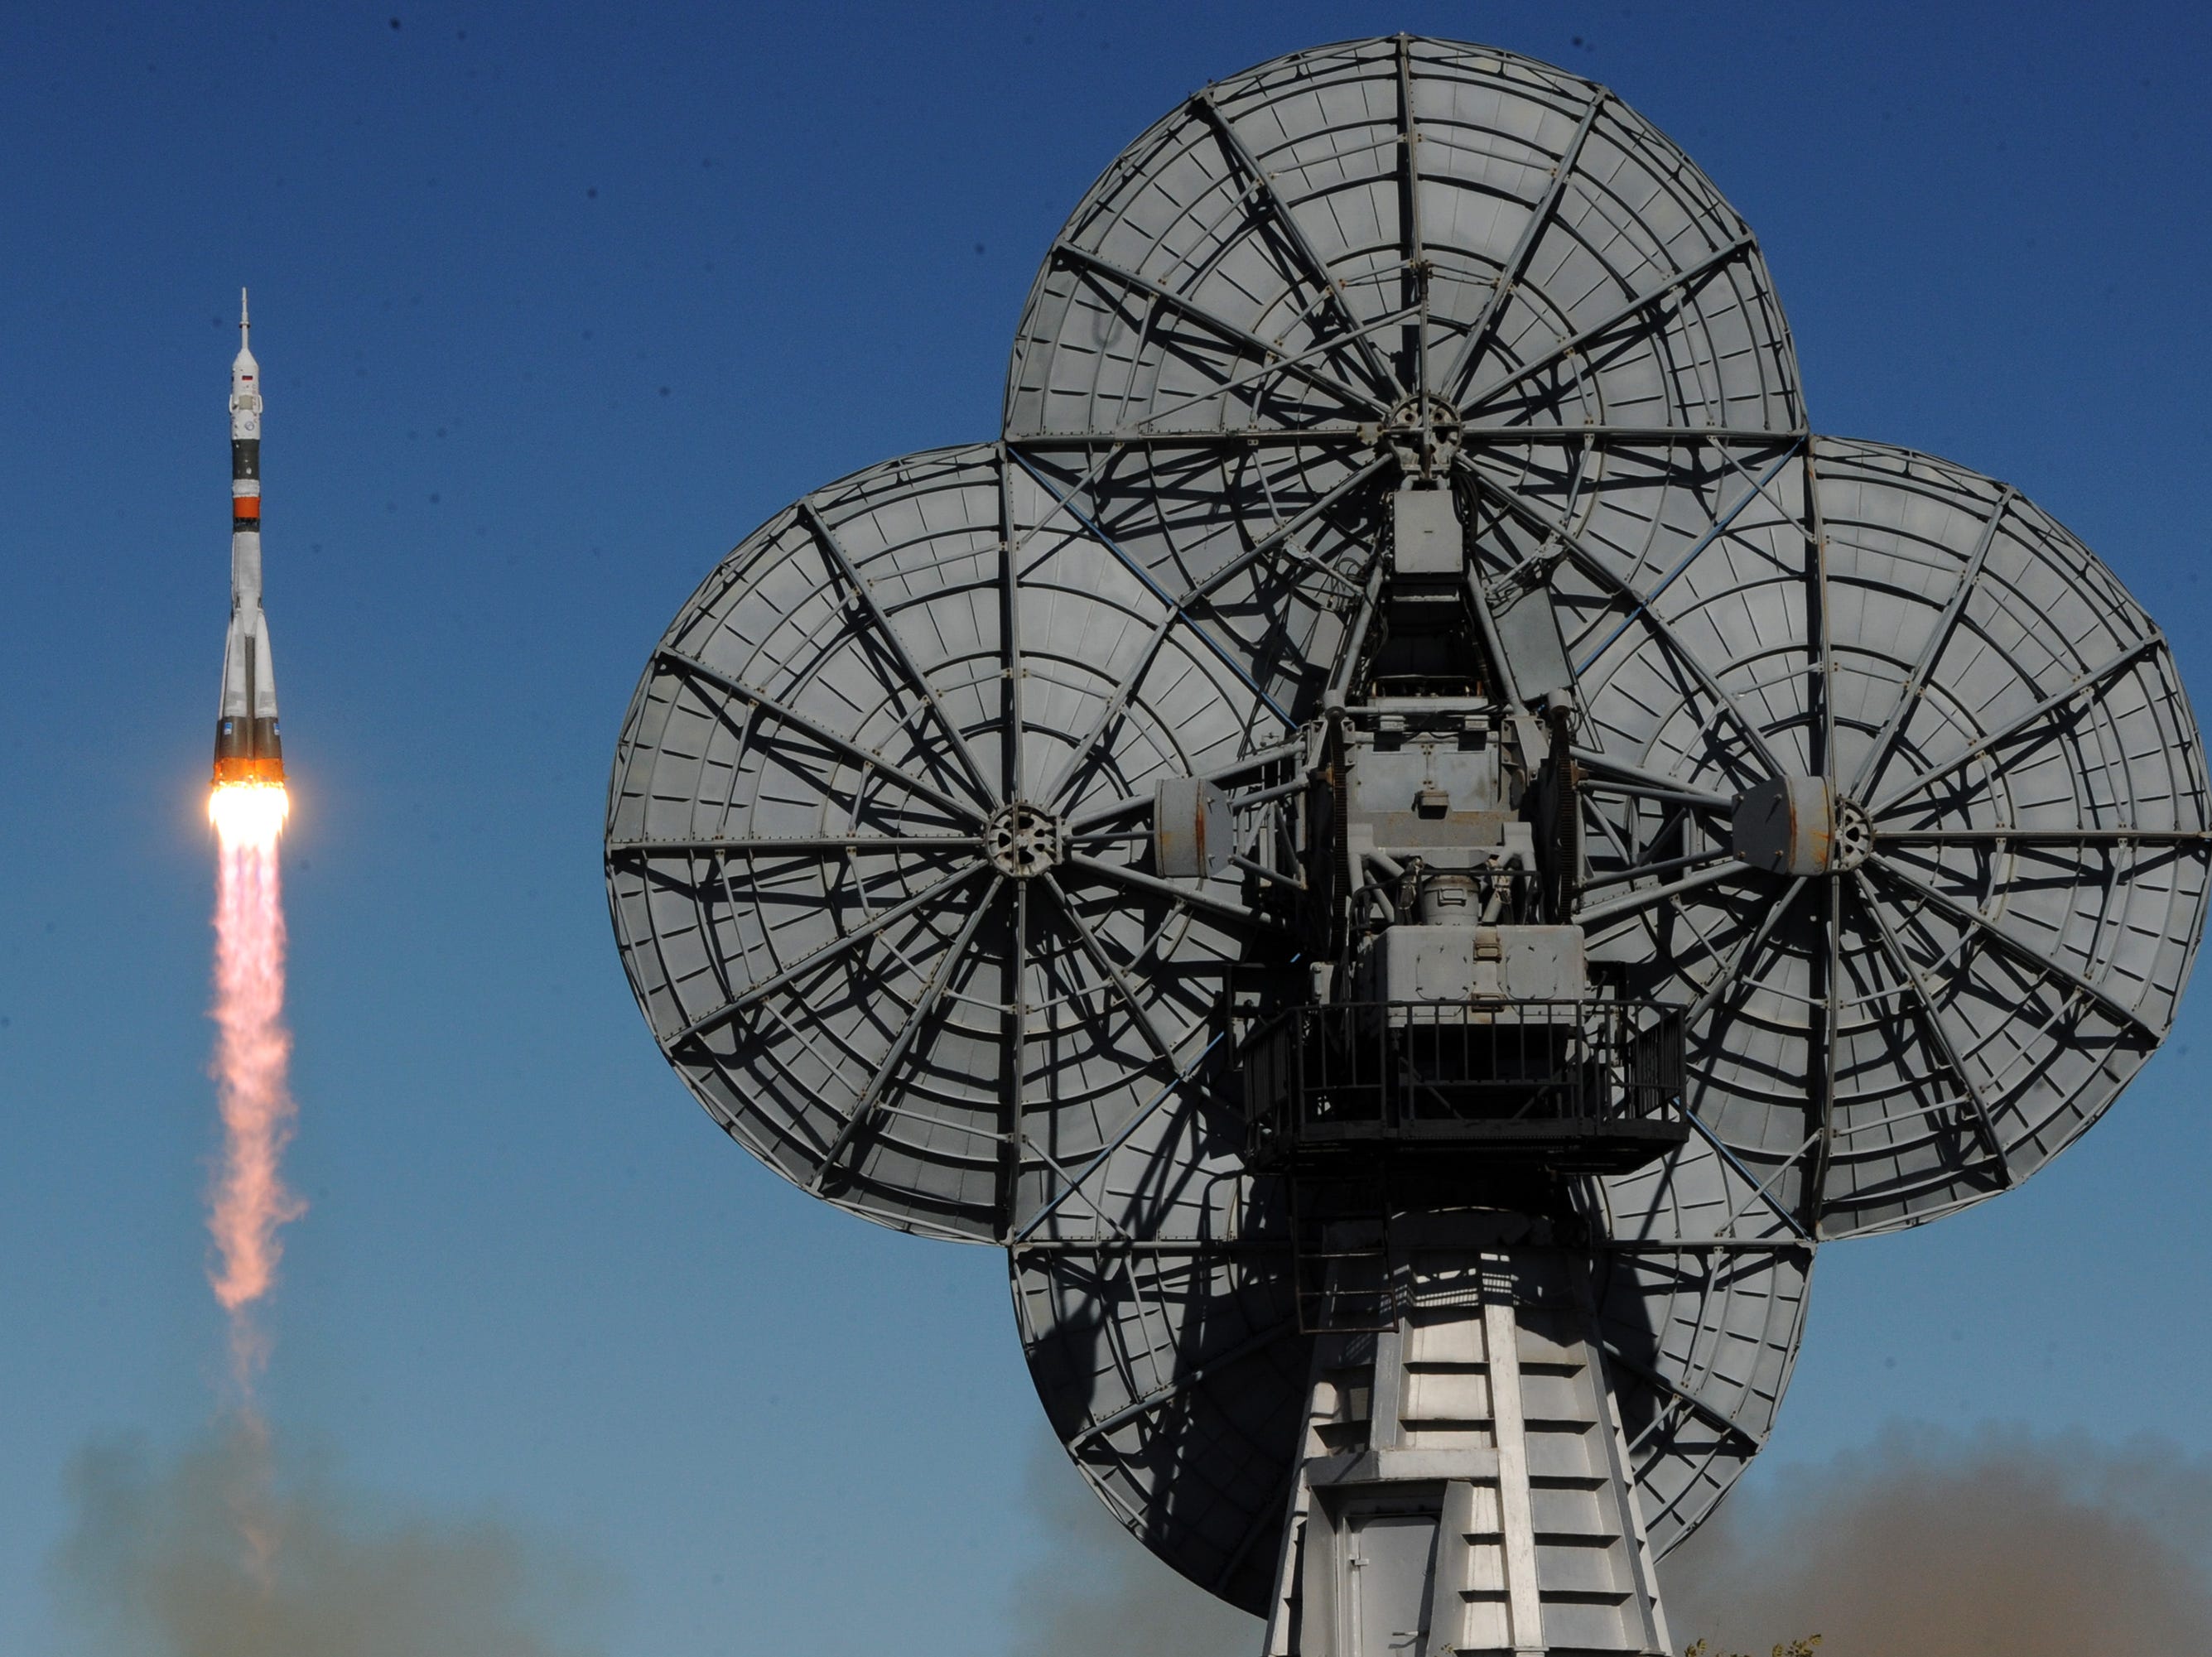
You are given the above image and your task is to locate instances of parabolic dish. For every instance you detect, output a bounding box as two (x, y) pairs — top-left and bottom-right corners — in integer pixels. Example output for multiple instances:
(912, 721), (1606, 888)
(602, 436), (1817, 1606)
(1564, 436), (2211, 1236)
(981, 36), (1829, 1603)
(995, 32), (2209, 1238)
(1005, 34), (1802, 447)
(605, 26), (2206, 1627)
(996, 30), (1810, 827)
(605, 442), (1289, 1243)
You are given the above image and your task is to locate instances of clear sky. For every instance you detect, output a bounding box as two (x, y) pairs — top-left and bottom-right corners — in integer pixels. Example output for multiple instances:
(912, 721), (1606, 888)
(4, 2), (2211, 1653)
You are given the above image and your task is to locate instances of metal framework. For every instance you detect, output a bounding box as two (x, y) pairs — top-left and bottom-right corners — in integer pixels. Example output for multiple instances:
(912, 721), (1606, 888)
(604, 32), (2206, 1657)
(1565, 438), (2210, 1236)
(986, 43), (1821, 1625)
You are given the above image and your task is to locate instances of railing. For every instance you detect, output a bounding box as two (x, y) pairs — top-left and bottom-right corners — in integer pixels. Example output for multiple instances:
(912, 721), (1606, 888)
(1243, 999), (1686, 1173)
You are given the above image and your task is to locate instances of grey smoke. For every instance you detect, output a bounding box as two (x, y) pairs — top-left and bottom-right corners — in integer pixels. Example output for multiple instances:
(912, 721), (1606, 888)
(1661, 1423), (2212, 1656)
(1009, 1432), (1256, 1657)
(1010, 1423), (2212, 1657)
(51, 1420), (605, 1657)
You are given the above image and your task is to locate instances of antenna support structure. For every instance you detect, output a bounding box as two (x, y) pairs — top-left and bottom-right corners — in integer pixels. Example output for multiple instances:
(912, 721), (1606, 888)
(605, 37), (2210, 1657)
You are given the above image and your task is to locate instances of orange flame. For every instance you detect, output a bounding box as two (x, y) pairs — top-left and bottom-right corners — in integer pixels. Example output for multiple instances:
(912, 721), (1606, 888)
(207, 782), (306, 1393)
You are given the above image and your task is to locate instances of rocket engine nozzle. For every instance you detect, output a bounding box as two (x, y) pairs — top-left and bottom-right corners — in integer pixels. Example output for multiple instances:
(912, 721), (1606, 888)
(212, 746), (287, 788)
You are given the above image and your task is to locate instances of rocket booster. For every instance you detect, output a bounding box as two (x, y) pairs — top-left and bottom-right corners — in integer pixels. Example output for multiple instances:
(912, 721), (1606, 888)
(213, 291), (284, 787)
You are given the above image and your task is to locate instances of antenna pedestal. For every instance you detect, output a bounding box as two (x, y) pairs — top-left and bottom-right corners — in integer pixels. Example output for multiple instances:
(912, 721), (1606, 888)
(1265, 1212), (1667, 1657)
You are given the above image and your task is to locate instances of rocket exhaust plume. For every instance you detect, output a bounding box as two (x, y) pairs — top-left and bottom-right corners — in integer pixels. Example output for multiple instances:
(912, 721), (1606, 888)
(207, 779), (302, 1391)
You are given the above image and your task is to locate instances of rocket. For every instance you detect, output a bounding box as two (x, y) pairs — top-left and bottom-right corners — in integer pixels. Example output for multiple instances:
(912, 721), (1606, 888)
(212, 291), (285, 787)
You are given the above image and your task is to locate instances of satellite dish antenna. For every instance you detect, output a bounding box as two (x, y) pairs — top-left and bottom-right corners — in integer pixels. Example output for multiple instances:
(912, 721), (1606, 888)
(607, 35), (2208, 1657)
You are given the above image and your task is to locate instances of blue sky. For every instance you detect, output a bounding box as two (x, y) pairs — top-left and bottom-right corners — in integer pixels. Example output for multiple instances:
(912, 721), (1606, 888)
(4, 2), (2210, 1652)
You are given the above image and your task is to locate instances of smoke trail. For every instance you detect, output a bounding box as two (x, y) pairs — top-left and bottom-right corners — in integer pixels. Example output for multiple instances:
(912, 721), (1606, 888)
(139, 790), (607, 1649)
(53, 1423), (608, 1657)
(1660, 1422), (2212, 1655)
(206, 783), (306, 1394)
(1007, 1431), (1257, 1657)
(1009, 1422), (2212, 1655)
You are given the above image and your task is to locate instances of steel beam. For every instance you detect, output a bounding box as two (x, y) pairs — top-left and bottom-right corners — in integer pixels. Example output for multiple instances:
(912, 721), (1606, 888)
(1439, 90), (1611, 402)
(654, 646), (986, 826)
(1870, 633), (2167, 816)
(1863, 853), (2157, 1040)
(665, 861), (989, 1046)
(1190, 89), (1404, 399)
(1848, 487), (2017, 800)
(797, 499), (1000, 807)
(1458, 234), (1758, 412)
(1050, 239), (1390, 417)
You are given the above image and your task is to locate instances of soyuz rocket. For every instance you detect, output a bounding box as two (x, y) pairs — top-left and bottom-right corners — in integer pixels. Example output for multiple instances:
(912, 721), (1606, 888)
(212, 291), (284, 786)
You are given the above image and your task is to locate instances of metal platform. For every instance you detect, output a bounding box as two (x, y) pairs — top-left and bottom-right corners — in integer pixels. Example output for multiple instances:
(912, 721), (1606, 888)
(1244, 999), (1687, 1173)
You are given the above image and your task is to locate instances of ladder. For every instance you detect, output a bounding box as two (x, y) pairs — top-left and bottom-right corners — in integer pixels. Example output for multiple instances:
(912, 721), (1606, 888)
(1262, 1211), (1669, 1657)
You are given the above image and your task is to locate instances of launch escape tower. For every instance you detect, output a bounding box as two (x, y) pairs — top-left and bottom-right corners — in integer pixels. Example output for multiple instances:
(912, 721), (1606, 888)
(605, 38), (2211, 1657)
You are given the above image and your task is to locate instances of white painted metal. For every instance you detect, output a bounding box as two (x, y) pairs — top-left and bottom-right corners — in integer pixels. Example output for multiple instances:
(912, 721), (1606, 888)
(990, 37), (1818, 1630)
(220, 292), (277, 728)
(602, 430), (1810, 1611)
(607, 443), (1269, 1242)
(1005, 37), (1802, 449)
(1569, 438), (2211, 1236)
(992, 31), (2209, 1247)
(603, 30), (2204, 1657)
(1013, 1139), (1807, 1619)
(1221, 1221), (1672, 1655)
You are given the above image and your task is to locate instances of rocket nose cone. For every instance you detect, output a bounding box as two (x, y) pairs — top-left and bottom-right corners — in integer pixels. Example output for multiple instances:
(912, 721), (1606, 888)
(233, 344), (259, 376)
